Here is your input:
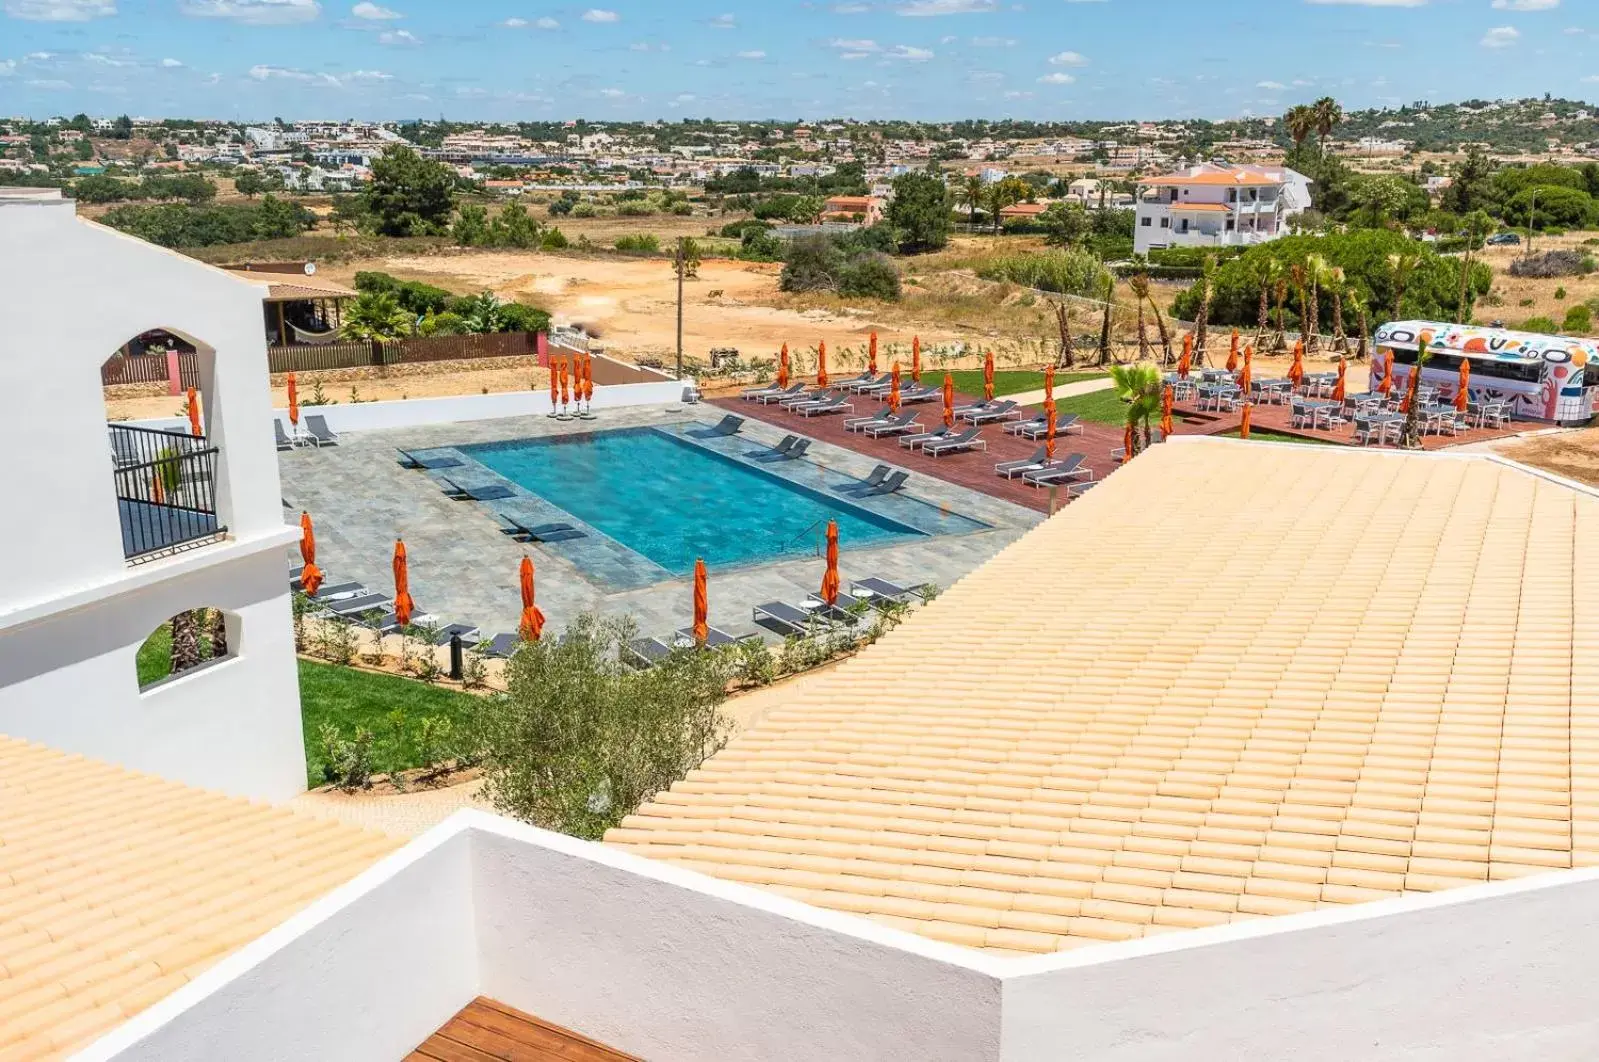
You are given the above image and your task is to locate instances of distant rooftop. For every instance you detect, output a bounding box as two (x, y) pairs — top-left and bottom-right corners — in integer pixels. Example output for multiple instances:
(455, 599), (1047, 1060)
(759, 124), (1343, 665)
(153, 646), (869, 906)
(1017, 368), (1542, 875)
(609, 441), (1599, 956)
(0, 736), (397, 1059)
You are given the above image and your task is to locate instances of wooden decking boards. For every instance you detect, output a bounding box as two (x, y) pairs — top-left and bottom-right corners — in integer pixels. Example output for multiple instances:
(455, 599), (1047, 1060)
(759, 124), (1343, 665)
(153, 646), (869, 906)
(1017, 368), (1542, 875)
(407, 997), (639, 1062)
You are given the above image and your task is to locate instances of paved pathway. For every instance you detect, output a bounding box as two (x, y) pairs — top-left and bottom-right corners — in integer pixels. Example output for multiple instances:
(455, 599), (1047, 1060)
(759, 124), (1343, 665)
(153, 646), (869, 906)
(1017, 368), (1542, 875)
(1002, 376), (1116, 408)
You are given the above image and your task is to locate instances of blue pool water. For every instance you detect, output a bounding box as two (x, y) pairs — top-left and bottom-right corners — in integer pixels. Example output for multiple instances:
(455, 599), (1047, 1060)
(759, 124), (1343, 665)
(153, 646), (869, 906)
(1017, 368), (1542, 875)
(463, 428), (930, 573)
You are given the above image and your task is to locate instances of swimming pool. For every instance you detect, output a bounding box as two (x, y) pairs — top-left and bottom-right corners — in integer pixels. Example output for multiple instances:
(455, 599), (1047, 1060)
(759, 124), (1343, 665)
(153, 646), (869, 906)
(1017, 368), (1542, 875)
(463, 428), (940, 573)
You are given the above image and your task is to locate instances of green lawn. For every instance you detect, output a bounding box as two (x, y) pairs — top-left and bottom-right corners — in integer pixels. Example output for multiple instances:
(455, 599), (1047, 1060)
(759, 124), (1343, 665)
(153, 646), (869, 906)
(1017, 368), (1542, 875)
(298, 659), (481, 788)
(1054, 388), (1132, 424)
(1220, 428), (1336, 446)
(932, 369), (1104, 397)
(137, 620), (219, 688)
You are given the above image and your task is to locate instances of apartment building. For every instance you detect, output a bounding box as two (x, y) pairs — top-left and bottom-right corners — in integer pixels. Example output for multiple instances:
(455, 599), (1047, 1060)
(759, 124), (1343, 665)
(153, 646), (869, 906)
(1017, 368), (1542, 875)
(1133, 162), (1311, 255)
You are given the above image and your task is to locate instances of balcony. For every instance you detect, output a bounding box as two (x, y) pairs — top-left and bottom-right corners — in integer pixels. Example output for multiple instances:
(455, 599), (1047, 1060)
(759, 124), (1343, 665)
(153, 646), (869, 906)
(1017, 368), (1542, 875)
(109, 423), (226, 563)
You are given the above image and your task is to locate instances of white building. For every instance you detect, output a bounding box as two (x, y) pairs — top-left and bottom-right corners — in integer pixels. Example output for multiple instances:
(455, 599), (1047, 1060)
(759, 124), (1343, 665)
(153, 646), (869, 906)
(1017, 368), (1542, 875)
(0, 188), (305, 802)
(1133, 162), (1310, 255)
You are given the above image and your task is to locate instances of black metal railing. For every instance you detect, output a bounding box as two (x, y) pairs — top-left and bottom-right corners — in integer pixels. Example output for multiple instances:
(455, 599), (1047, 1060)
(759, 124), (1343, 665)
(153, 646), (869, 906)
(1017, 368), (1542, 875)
(108, 424), (226, 562)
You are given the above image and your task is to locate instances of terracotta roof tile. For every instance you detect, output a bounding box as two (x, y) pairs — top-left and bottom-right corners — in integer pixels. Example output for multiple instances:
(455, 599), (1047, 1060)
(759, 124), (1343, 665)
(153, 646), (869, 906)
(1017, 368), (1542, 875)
(608, 443), (1599, 953)
(0, 736), (398, 1058)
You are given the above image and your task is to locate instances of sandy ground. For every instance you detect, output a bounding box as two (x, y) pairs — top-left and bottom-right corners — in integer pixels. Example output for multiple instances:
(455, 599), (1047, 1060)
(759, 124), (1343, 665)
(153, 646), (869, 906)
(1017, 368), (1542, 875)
(1497, 427), (1599, 487)
(322, 252), (963, 366)
(1476, 233), (1599, 330)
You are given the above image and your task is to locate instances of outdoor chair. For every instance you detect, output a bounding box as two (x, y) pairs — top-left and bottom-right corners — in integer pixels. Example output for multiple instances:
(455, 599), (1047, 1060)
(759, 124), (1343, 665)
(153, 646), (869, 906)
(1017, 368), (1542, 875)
(305, 415), (339, 446)
(924, 428), (986, 458)
(753, 600), (826, 636)
(804, 592), (870, 625)
(899, 385), (940, 404)
(850, 576), (923, 605)
(274, 421), (296, 451)
(781, 388), (835, 410)
(397, 449), (462, 470)
(740, 381), (786, 400)
(325, 593), (393, 618)
(430, 623), (481, 646)
(1016, 413), (1082, 440)
(370, 610), (438, 635)
(309, 582), (367, 601)
(863, 414), (923, 438)
(748, 434), (798, 459)
(695, 414), (745, 437)
(867, 470), (908, 495)
(995, 447), (1050, 479)
(439, 476), (515, 502)
(799, 396), (853, 417)
(839, 465), (892, 493)
(1005, 416), (1046, 437)
(755, 383), (806, 405)
(624, 637), (674, 669)
(899, 426), (952, 450)
(844, 410), (897, 433)
(1021, 454), (1090, 487)
(482, 633), (520, 659)
(1067, 480), (1099, 500)
(961, 400), (1020, 425)
(495, 514), (586, 543)
(844, 373), (891, 394)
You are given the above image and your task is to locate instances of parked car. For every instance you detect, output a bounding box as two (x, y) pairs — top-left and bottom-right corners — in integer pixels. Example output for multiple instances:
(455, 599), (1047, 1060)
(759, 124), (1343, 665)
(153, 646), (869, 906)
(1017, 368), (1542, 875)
(1486, 232), (1522, 246)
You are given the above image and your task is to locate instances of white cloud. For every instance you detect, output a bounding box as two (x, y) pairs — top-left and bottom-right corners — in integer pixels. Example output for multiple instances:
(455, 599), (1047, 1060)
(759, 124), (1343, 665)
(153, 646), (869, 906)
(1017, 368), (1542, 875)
(1003, 90), (1033, 98)
(249, 63), (340, 85)
(1493, 0), (1557, 9)
(535, 15), (557, 27)
(181, 0), (320, 24)
(737, 49), (766, 59)
(1481, 24), (1519, 46)
(1563, 25), (1588, 34)
(1257, 79), (1286, 89)
(0, 60), (14, 75)
(1305, 0), (1427, 6)
(895, 0), (997, 12)
(840, 51), (873, 59)
(501, 16), (527, 25)
(886, 44), (934, 59)
(378, 28), (419, 43)
(629, 40), (669, 50)
(4, 0), (115, 19)
(581, 8), (618, 21)
(161, 56), (184, 66)
(709, 12), (734, 27)
(27, 77), (72, 88)
(598, 86), (624, 97)
(1292, 78), (1312, 85)
(829, 37), (880, 51)
(1582, 73), (1599, 81)
(351, 0), (400, 18)
(1037, 71), (1075, 84)
(1047, 50), (1087, 65)
(346, 68), (390, 79)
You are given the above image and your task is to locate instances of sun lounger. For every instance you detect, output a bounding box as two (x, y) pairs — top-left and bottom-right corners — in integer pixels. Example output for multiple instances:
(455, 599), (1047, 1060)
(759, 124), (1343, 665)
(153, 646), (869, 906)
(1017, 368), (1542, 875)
(748, 435), (799, 460)
(326, 593), (392, 617)
(899, 385), (939, 404)
(740, 381), (787, 400)
(397, 449), (463, 470)
(781, 388), (834, 410)
(961, 400), (1020, 424)
(696, 414), (744, 437)
(439, 476), (515, 502)
(846, 410), (915, 434)
(866, 470), (908, 495)
(862, 414), (923, 438)
(899, 426), (952, 450)
(370, 610), (438, 634)
(674, 626), (744, 648)
(798, 396), (852, 417)
(843, 373), (891, 394)
(995, 446), (1050, 479)
(305, 415), (339, 446)
(755, 383), (806, 405)
(1005, 416), (1046, 437)
(1021, 453), (1091, 487)
(851, 576), (924, 604)
(805, 592), (869, 625)
(624, 637), (674, 668)
(839, 464), (892, 493)
(274, 421), (296, 451)
(309, 581), (364, 600)
(430, 623), (481, 646)
(753, 600), (827, 636)
(493, 514), (586, 542)
(1016, 413), (1083, 440)
(1067, 480), (1099, 499)
(924, 428), (986, 457)
(482, 633), (521, 658)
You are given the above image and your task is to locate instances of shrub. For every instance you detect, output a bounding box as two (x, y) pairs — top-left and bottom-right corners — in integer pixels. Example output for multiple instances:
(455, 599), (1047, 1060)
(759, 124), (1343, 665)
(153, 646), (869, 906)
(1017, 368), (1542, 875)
(540, 226), (569, 250)
(1564, 304), (1593, 334)
(780, 234), (845, 292)
(99, 196), (315, 249)
(1556, 286), (1568, 300)
(469, 613), (734, 839)
(353, 271), (453, 316)
(738, 227), (784, 262)
(977, 248), (1113, 298)
(616, 201), (654, 217)
(614, 233), (661, 254)
(571, 201), (596, 218)
(1522, 315), (1560, 334)
(1507, 250), (1594, 278)
(495, 301), (552, 334)
(837, 253), (902, 300)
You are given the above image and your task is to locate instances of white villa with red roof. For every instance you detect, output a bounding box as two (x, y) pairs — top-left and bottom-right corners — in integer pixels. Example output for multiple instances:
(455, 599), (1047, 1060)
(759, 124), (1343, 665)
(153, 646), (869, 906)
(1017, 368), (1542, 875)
(1133, 162), (1311, 255)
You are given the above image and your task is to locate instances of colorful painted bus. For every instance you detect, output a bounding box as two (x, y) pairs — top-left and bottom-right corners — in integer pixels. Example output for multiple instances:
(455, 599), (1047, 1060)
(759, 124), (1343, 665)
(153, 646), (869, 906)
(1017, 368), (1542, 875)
(1372, 320), (1599, 426)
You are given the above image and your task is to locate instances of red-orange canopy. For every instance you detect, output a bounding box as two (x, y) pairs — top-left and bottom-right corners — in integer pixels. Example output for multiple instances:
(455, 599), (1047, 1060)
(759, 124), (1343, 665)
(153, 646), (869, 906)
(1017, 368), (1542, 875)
(583, 353), (595, 402)
(868, 332), (878, 376)
(559, 357), (571, 406)
(1160, 385), (1174, 439)
(549, 356), (560, 405)
(1239, 347), (1253, 395)
(1240, 403), (1252, 440)
(1378, 353), (1394, 395)
(1456, 357), (1471, 413)
(186, 387), (202, 437)
(392, 539), (415, 629)
(817, 341), (829, 387)
(1045, 405), (1057, 461)
(888, 362), (901, 413)
(911, 336), (921, 382)
(1122, 423), (1133, 464)
(1176, 339), (1191, 380)
(1043, 364), (1055, 413)
(1226, 332), (1239, 372)
(518, 555), (545, 642)
(1288, 341), (1305, 386)
(982, 350), (995, 401)
(777, 343), (790, 388)
(942, 372), (955, 427)
(287, 372), (300, 426)
(819, 521), (840, 606)
(299, 511), (324, 596)
(1332, 357), (1347, 404)
(692, 558), (709, 646)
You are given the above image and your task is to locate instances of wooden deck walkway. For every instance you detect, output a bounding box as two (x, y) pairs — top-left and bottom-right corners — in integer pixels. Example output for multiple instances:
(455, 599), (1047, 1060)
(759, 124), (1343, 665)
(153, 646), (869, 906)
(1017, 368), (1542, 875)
(407, 997), (638, 1062)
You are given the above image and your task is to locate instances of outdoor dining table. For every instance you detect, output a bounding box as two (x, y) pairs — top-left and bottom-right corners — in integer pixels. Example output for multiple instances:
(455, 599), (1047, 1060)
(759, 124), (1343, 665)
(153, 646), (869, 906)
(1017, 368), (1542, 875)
(1354, 411), (1404, 445)
(1251, 379), (1294, 405)
(1196, 383), (1241, 411)
(1200, 368), (1235, 383)
(1300, 373), (1338, 398)
(1294, 399), (1341, 430)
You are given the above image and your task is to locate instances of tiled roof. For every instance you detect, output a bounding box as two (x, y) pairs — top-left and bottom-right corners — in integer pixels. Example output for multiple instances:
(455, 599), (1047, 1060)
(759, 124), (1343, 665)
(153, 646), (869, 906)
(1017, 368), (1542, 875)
(608, 442), (1599, 956)
(0, 737), (398, 1060)
(1141, 165), (1282, 187)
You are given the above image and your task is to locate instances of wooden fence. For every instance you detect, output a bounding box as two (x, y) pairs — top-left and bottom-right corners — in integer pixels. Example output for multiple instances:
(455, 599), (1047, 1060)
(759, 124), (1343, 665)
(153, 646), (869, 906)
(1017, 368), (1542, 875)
(265, 331), (538, 374)
(101, 352), (200, 388)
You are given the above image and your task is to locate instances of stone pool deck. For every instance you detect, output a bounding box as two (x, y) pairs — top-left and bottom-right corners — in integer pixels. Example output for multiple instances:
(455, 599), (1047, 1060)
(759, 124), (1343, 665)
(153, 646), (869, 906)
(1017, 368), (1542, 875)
(279, 403), (1042, 643)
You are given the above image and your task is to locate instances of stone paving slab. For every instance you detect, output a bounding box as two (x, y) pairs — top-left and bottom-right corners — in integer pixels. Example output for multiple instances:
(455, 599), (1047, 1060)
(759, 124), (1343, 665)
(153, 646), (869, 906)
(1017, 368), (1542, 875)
(280, 403), (1041, 644)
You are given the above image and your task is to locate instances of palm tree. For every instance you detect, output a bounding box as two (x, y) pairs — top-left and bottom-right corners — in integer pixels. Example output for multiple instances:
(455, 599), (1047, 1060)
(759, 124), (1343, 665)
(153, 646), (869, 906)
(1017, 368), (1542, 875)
(1128, 273), (1153, 362)
(1457, 209), (1492, 324)
(209, 609), (228, 659)
(1097, 275), (1115, 367)
(1325, 267), (1349, 354)
(170, 611), (201, 675)
(1272, 276), (1290, 350)
(1388, 251), (1419, 320)
(1303, 253), (1329, 351)
(1290, 262), (1311, 350)
(1192, 255), (1217, 358)
(1399, 337), (1434, 448)
(1254, 258), (1278, 340)
(959, 174), (985, 224)
(1056, 301), (1076, 367)
(1347, 288), (1371, 361)
(1108, 362), (1164, 452)
(1284, 104), (1317, 158)
(1312, 96), (1344, 154)
(341, 290), (414, 342)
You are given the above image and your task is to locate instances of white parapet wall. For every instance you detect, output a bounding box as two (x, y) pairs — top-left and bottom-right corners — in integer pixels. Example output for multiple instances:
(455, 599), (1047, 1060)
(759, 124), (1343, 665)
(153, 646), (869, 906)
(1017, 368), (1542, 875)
(76, 810), (1599, 1062)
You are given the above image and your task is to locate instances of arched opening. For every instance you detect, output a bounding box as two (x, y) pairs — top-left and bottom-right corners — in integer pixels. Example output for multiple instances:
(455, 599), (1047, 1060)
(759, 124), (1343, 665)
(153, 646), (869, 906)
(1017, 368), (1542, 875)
(103, 329), (227, 563)
(136, 607), (238, 691)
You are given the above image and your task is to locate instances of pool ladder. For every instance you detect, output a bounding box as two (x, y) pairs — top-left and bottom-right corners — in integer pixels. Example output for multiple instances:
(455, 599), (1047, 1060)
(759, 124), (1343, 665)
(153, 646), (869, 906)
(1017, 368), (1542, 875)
(784, 519), (830, 557)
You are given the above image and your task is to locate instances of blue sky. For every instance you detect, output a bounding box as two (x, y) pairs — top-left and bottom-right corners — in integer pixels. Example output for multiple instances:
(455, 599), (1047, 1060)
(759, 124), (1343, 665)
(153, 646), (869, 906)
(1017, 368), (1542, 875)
(3, 0), (1598, 122)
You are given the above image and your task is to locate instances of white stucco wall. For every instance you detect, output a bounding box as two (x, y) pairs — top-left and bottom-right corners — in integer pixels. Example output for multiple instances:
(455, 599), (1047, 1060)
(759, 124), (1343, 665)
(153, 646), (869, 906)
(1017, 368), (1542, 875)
(77, 827), (478, 1062)
(0, 190), (305, 801)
